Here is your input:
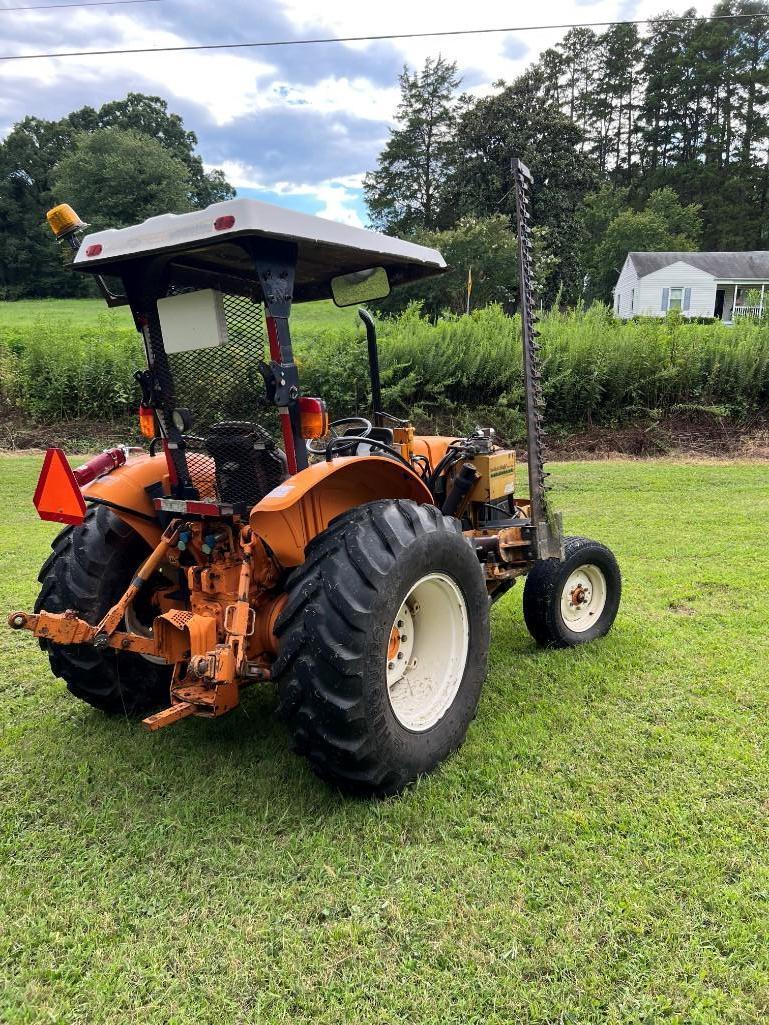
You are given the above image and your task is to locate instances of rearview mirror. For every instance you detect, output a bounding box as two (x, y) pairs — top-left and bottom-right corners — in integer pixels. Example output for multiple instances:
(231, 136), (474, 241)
(330, 267), (390, 307)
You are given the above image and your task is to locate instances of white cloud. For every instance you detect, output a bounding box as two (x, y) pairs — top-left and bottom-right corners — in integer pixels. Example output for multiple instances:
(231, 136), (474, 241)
(267, 76), (399, 120)
(0, 10), (277, 124)
(1, 0), (719, 215)
(283, 0), (715, 86)
(314, 184), (365, 226)
(209, 161), (365, 226)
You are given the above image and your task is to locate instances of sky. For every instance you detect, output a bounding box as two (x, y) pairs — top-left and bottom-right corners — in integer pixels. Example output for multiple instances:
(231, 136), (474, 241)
(1, 0), (715, 227)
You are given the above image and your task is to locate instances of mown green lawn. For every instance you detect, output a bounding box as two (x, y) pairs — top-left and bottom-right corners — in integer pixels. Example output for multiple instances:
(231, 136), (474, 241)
(2, 456), (769, 1024)
(0, 297), (356, 332)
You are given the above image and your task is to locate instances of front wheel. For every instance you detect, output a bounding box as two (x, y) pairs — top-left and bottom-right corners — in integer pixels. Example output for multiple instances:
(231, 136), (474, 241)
(274, 500), (490, 796)
(522, 535), (621, 648)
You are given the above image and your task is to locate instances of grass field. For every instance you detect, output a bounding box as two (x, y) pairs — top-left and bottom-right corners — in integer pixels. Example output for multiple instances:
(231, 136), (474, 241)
(0, 297), (356, 331)
(2, 456), (769, 1023)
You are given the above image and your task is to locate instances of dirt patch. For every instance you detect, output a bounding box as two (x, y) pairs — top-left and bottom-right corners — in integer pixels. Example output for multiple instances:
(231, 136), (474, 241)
(668, 601), (697, 616)
(1, 410), (768, 461)
(542, 412), (769, 461)
(0, 413), (139, 453)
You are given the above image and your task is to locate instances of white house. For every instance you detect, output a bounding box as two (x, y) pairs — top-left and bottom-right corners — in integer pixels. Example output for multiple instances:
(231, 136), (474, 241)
(613, 251), (769, 321)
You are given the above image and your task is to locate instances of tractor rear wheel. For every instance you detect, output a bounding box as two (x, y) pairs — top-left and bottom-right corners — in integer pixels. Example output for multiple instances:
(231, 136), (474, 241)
(34, 505), (172, 715)
(522, 535), (621, 648)
(274, 500), (490, 796)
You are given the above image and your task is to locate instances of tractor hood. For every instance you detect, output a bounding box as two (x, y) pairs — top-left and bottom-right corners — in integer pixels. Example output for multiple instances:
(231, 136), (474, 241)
(72, 198), (447, 302)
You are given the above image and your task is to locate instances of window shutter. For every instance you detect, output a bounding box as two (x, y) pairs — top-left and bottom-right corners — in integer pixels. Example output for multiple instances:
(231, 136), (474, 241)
(661, 287), (669, 311)
(683, 287), (691, 312)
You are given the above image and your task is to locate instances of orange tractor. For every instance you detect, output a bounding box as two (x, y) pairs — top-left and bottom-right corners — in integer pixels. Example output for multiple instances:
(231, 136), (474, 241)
(9, 160), (620, 795)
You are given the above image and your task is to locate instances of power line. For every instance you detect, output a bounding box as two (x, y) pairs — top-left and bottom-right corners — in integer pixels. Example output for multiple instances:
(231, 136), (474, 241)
(1, 0), (161, 10)
(1, 12), (768, 62)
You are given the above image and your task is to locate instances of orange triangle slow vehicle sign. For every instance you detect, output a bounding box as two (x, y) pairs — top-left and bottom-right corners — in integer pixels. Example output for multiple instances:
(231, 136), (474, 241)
(33, 448), (87, 525)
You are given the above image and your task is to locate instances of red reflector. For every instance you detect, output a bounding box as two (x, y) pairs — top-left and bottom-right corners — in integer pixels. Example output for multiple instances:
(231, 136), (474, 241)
(33, 448), (87, 525)
(214, 215), (235, 230)
(85, 243), (102, 257)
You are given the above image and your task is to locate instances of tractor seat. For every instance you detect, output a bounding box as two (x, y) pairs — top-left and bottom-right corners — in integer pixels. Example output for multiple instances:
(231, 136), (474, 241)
(367, 427), (394, 445)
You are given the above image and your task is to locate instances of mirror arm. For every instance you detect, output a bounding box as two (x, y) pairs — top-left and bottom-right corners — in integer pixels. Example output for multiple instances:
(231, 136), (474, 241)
(358, 307), (383, 428)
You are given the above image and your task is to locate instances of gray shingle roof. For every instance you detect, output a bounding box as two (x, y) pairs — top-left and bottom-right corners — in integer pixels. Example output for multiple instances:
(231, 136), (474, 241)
(628, 251), (769, 279)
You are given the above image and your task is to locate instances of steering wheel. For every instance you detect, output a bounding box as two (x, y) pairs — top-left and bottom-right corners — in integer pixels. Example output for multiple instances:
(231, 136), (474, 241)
(307, 416), (373, 456)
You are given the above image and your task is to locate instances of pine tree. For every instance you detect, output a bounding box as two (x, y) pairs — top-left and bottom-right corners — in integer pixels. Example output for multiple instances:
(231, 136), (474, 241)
(442, 70), (598, 302)
(556, 28), (599, 150)
(363, 57), (460, 234)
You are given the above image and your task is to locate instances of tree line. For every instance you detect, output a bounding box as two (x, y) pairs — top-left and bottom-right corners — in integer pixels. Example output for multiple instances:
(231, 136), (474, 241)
(365, 1), (769, 310)
(1, 3), (766, 306)
(0, 94), (234, 299)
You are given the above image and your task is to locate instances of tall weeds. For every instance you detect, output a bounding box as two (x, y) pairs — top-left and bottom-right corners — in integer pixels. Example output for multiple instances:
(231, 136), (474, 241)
(1, 303), (767, 433)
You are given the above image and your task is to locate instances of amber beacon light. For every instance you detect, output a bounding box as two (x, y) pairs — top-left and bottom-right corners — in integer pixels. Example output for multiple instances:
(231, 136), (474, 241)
(46, 204), (87, 240)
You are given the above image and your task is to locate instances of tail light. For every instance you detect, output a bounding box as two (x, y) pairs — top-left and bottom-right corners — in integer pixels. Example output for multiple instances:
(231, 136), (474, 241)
(299, 397), (328, 439)
(139, 405), (156, 438)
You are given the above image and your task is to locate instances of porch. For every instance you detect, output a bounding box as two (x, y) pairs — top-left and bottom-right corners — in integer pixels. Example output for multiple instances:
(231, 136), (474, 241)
(715, 281), (768, 322)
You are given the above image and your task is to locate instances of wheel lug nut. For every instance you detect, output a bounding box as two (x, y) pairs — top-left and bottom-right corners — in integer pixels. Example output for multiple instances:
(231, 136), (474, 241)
(397, 652), (404, 659)
(388, 661), (395, 670)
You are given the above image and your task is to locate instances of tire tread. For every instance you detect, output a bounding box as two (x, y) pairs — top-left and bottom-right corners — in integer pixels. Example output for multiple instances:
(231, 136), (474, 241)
(275, 499), (488, 795)
(34, 506), (171, 715)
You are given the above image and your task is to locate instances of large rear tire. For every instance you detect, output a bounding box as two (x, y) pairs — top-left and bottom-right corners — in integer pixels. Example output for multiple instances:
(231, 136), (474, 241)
(274, 500), (490, 796)
(34, 505), (172, 715)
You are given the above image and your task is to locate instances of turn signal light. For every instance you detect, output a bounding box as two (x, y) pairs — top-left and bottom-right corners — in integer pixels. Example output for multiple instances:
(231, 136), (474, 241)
(139, 404), (156, 438)
(46, 203), (86, 239)
(299, 396), (328, 439)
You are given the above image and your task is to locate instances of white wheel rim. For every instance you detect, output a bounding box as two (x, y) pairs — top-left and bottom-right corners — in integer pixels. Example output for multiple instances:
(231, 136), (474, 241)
(386, 572), (469, 732)
(560, 563), (607, 633)
(124, 602), (166, 665)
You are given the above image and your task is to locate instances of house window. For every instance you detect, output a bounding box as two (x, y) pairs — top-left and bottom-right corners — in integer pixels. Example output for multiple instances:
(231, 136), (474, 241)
(630, 288), (635, 312)
(668, 287), (684, 311)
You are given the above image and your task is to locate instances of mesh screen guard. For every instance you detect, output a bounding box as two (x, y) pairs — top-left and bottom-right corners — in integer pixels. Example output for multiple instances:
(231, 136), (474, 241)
(144, 288), (286, 510)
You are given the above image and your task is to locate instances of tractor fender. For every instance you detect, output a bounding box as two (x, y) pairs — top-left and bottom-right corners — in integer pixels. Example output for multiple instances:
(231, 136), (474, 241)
(250, 455), (433, 568)
(82, 453), (167, 548)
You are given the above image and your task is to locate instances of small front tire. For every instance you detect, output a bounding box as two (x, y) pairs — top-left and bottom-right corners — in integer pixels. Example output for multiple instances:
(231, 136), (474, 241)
(523, 535), (621, 648)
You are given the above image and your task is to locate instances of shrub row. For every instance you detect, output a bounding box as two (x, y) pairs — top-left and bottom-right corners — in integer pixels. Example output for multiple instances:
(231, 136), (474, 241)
(1, 304), (767, 436)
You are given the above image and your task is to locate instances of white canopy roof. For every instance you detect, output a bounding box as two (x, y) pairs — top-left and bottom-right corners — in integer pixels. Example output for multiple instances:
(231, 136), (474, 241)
(73, 197), (446, 301)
